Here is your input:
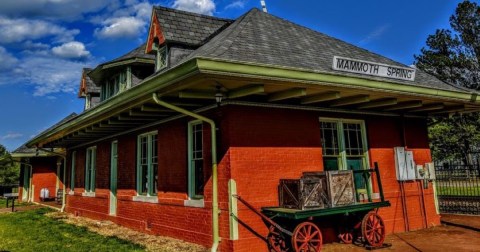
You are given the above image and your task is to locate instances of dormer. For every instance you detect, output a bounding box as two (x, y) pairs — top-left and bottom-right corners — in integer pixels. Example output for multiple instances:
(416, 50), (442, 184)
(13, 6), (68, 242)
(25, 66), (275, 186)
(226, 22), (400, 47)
(145, 6), (233, 72)
(88, 43), (155, 102)
(78, 68), (100, 110)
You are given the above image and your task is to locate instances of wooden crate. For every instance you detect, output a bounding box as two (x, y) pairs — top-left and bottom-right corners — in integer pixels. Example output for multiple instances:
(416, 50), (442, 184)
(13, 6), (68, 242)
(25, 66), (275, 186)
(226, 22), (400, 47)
(279, 176), (330, 210)
(327, 170), (356, 206)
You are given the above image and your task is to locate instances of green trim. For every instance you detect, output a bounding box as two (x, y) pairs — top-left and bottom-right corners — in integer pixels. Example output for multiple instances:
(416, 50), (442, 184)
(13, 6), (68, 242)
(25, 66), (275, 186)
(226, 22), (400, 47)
(196, 58), (478, 102)
(27, 59), (199, 148)
(110, 141), (118, 215)
(136, 131), (158, 196)
(70, 151), (76, 191)
(188, 120), (204, 199)
(85, 146), (96, 192)
(127, 66), (132, 89)
(228, 179), (239, 240)
(262, 201), (391, 219)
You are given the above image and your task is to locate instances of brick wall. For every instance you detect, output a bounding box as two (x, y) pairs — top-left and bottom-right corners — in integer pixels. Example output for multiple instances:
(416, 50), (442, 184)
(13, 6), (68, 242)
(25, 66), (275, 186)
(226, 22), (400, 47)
(63, 104), (440, 251)
(28, 157), (59, 202)
(223, 106), (440, 251)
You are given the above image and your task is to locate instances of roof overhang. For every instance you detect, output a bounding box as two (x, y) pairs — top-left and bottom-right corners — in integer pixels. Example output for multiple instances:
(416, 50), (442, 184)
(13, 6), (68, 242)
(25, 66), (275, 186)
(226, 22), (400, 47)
(27, 57), (480, 148)
(89, 58), (155, 84)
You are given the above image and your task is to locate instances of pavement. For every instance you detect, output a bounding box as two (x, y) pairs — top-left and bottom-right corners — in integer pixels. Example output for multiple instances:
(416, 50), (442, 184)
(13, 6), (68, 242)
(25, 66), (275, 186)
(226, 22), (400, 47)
(323, 214), (480, 251)
(441, 213), (480, 232)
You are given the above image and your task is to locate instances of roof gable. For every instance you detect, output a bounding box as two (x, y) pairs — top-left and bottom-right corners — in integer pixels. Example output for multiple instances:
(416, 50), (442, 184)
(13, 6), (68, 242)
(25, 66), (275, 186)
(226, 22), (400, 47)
(145, 6), (233, 54)
(78, 68), (99, 97)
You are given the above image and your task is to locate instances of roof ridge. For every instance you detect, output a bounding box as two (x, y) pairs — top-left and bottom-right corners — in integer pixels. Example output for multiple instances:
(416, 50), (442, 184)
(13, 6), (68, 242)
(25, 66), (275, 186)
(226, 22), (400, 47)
(205, 9), (258, 58)
(153, 5), (233, 22)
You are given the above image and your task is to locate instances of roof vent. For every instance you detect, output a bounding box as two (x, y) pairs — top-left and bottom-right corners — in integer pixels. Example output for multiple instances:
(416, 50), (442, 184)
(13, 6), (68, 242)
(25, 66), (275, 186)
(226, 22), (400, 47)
(260, 0), (268, 13)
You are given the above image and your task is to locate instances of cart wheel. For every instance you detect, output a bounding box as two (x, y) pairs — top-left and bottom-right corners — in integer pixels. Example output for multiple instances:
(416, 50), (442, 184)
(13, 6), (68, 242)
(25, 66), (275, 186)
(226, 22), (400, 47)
(338, 227), (353, 244)
(267, 225), (290, 252)
(292, 222), (322, 252)
(361, 211), (385, 247)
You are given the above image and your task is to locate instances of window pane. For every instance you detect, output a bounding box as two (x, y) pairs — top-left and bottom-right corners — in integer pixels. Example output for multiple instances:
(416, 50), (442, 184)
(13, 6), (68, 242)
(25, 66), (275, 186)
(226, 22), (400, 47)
(194, 159), (204, 196)
(344, 123), (363, 156)
(347, 157), (366, 190)
(323, 157), (338, 171)
(320, 121), (339, 155)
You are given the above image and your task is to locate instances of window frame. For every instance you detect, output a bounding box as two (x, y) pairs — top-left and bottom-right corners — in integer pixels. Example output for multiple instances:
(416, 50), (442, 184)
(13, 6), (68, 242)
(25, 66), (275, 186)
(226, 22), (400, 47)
(155, 46), (168, 71)
(136, 131), (158, 197)
(70, 151), (76, 191)
(188, 120), (204, 199)
(319, 118), (370, 192)
(85, 146), (96, 193)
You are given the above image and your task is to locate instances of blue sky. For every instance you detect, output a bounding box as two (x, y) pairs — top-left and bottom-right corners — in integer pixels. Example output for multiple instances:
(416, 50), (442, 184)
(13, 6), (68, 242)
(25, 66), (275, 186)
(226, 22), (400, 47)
(0, 0), (465, 151)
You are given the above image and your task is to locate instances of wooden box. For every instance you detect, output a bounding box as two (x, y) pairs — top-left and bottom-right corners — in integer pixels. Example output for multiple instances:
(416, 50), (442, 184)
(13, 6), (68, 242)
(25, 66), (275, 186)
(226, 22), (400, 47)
(279, 175), (330, 210)
(327, 170), (356, 206)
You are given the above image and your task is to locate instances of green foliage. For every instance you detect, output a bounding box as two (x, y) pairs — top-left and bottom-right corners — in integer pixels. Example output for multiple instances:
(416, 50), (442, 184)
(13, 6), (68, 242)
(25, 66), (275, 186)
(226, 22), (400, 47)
(0, 208), (145, 252)
(415, 1), (480, 163)
(0, 144), (20, 185)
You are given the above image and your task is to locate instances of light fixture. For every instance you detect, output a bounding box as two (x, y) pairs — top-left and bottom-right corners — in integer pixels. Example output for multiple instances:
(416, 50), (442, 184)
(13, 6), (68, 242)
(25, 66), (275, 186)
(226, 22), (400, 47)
(215, 91), (224, 106)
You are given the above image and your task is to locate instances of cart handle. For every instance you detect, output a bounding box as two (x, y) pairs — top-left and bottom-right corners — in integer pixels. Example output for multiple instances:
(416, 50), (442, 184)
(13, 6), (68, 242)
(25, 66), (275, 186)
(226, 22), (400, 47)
(350, 162), (385, 202)
(232, 194), (293, 236)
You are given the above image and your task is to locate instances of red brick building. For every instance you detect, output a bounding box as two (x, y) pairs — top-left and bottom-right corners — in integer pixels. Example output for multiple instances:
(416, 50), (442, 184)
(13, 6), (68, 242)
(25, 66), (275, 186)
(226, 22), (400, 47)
(23, 6), (480, 252)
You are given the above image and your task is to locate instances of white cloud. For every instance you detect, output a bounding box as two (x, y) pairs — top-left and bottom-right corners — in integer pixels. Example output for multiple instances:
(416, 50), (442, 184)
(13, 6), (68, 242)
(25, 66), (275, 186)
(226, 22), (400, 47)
(225, 0), (245, 10)
(359, 24), (390, 45)
(93, 1), (153, 40)
(0, 51), (97, 96)
(52, 41), (90, 59)
(0, 0), (110, 21)
(0, 16), (79, 44)
(1, 132), (23, 140)
(0, 46), (18, 70)
(94, 16), (146, 39)
(173, 0), (216, 15)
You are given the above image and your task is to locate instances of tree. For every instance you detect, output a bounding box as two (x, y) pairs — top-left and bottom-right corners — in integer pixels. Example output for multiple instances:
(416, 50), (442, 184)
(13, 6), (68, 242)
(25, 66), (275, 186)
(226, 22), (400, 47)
(0, 144), (20, 185)
(414, 1), (480, 164)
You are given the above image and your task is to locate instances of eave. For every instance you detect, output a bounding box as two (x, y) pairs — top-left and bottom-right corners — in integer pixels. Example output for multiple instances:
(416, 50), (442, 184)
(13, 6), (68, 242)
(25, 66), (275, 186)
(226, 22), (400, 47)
(27, 57), (480, 148)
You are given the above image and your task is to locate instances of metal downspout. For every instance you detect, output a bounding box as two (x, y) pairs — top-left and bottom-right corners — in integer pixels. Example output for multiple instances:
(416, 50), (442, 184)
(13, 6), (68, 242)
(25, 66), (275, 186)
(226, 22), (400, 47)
(152, 93), (220, 252)
(36, 148), (67, 212)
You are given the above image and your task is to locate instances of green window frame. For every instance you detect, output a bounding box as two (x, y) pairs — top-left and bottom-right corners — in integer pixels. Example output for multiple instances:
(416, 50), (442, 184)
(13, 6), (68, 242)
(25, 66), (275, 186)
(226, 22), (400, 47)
(188, 120), (204, 199)
(156, 46), (168, 71)
(319, 118), (370, 192)
(136, 131), (158, 196)
(70, 151), (76, 191)
(101, 71), (127, 101)
(85, 147), (96, 192)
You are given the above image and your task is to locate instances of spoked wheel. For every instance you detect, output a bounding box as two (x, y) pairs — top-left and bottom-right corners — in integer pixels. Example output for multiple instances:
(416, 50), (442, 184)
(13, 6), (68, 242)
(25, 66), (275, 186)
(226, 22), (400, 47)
(361, 211), (386, 247)
(338, 227), (354, 244)
(291, 222), (322, 252)
(267, 225), (290, 252)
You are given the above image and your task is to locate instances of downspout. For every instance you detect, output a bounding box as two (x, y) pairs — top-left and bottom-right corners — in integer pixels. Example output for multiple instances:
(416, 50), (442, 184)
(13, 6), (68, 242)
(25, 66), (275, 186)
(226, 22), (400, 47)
(36, 148), (67, 212)
(152, 93), (220, 252)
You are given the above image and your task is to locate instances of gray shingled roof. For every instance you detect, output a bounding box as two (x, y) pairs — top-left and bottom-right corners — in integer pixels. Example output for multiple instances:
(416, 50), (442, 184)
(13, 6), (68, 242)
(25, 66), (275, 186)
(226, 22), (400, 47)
(178, 8), (467, 92)
(12, 113), (78, 154)
(103, 43), (155, 66)
(154, 6), (233, 46)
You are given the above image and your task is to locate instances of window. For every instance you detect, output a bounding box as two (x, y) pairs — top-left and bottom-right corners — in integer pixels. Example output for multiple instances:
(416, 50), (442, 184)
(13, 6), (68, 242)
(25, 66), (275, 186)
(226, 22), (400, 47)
(188, 121), (204, 199)
(136, 131), (158, 196)
(70, 151), (76, 191)
(156, 46), (168, 71)
(101, 72), (127, 101)
(85, 147), (96, 192)
(320, 118), (369, 191)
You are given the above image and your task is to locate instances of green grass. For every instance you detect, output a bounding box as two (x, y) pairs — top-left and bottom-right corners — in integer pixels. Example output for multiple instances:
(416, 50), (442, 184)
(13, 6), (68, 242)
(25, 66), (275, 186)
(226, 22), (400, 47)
(436, 186), (480, 196)
(0, 208), (145, 252)
(0, 198), (30, 209)
(0, 198), (6, 208)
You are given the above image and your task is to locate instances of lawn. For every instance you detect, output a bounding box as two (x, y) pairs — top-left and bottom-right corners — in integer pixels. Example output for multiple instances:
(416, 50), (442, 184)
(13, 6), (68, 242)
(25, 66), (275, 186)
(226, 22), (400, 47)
(436, 185), (480, 196)
(0, 208), (145, 252)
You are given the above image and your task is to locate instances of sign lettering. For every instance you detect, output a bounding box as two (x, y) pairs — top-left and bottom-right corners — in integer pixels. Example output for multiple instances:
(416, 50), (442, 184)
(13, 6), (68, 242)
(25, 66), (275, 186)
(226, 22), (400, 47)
(332, 56), (416, 81)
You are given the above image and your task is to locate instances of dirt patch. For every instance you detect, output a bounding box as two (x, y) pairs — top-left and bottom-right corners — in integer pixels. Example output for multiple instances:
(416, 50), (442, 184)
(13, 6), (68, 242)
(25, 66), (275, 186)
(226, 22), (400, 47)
(46, 212), (208, 252)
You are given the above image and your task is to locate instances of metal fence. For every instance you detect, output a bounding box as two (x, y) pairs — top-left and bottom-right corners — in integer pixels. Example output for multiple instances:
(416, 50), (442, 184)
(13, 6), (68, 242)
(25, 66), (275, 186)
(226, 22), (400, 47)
(434, 161), (480, 215)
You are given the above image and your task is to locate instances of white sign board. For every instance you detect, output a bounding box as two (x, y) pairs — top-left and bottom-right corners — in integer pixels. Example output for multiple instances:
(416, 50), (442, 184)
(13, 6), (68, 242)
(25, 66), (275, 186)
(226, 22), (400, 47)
(332, 56), (416, 81)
